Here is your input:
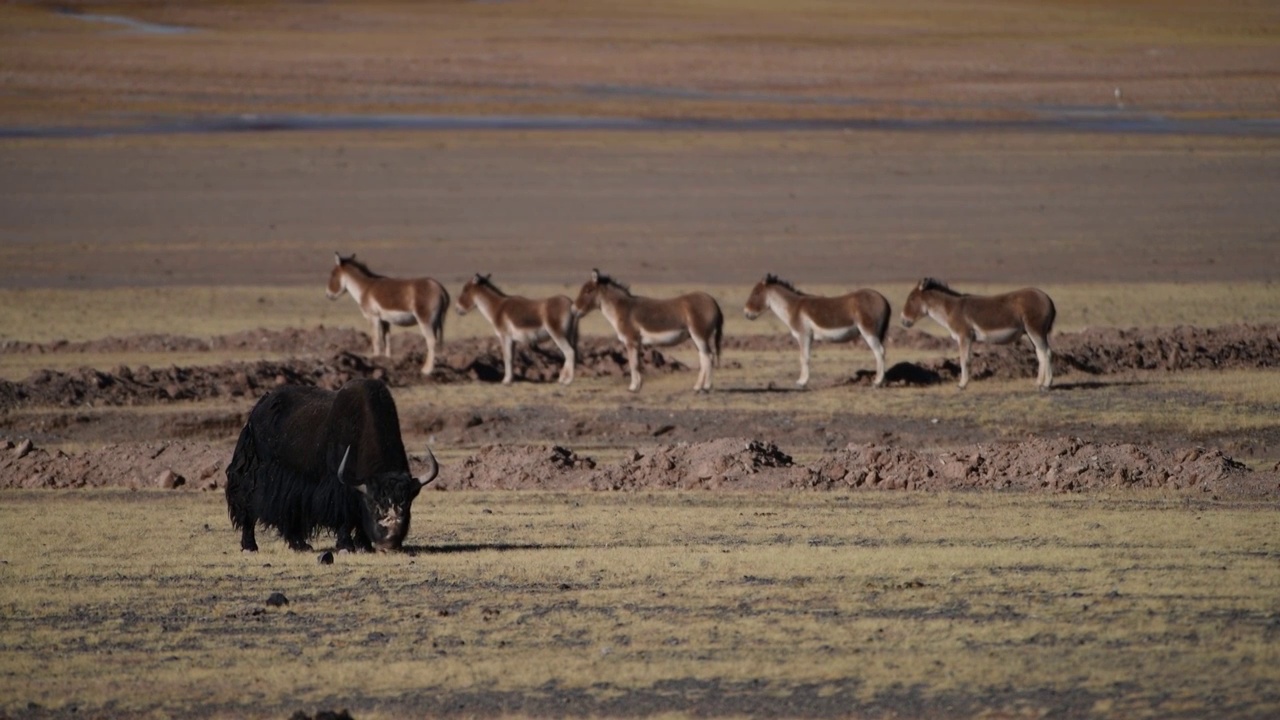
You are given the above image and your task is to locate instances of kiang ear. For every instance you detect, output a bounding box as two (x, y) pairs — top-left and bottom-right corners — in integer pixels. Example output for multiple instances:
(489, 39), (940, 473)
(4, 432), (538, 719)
(484, 273), (492, 282)
(590, 269), (601, 283)
(918, 278), (930, 290)
(334, 252), (342, 266)
(418, 447), (440, 487)
(764, 273), (776, 283)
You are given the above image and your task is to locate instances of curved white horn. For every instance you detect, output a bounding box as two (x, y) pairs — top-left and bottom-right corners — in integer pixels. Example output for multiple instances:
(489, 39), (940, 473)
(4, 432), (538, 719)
(337, 445), (351, 482)
(418, 447), (439, 487)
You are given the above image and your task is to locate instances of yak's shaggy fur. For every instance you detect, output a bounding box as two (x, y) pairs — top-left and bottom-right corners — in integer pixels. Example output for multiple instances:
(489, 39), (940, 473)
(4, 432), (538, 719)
(225, 379), (428, 552)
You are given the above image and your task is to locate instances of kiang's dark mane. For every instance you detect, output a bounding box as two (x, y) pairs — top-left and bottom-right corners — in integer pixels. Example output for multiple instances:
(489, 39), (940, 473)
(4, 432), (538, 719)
(764, 274), (807, 296)
(474, 273), (506, 296)
(341, 255), (384, 279)
(596, 272), (631, 295)
(919, 277), (961, 296)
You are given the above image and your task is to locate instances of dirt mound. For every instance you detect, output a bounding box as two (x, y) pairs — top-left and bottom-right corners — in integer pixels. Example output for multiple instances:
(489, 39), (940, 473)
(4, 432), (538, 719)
(909, 323), (1280, 386)
(590, 438), (794, 491)
(1059, 324), (1280, 374)
(5, 323), (1273, 408)
(0, 438), (230, 490)
(445, 445), (598, 491)
(725, 326), (953, 353)
(0, 326), (370, 356)
(2, 437), (1273, 497)
(0, 352), (387, 410)
(0, 339), (685, 411)
(795, 437), (1260, 495)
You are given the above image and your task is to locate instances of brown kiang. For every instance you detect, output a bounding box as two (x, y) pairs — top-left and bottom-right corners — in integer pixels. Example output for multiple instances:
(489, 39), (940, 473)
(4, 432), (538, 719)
(457, 273), (579, 385)
(901, 278), (1056, 390)
(326, 253), (451, 375)
(573, 269), (723, 393)
(744, 274), (891, 388)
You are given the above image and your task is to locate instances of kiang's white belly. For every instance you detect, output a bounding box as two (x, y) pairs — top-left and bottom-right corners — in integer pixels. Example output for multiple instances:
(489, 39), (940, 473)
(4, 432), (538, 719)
(641, 328), (688, 346)
(509, 323), (549, 344)
(808, 319), (859, 342)
(379, 309), (418, 326)
(974, 326), (1021, 343)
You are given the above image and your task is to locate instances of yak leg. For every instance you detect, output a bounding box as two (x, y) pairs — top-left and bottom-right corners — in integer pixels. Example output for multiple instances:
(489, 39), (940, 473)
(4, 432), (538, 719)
(336, 524), (373, 553)
(285, 533), (314, 552)
(239, 522), (259, 553)
(796, 330), (812, 388)
(957, 335), (973, 390)
(861, 327), (887, 388)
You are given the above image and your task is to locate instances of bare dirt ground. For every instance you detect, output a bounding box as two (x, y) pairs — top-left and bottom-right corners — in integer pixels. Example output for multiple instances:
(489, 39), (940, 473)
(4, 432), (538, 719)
(2, 322), (1278, 497)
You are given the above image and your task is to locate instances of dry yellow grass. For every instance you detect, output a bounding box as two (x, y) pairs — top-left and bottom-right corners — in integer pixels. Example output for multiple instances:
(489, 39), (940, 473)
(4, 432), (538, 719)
(1, 281), (1275, 345)
(0, 490), (1276, 719)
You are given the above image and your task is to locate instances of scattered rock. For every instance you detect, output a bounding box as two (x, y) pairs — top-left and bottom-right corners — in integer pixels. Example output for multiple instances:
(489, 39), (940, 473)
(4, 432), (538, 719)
(318, 551), (334, 565)
(289, 710), (355, 720)
(266, 592), (289, 608)
(155, 469), (184, 489)
(13, 439), (33, 459)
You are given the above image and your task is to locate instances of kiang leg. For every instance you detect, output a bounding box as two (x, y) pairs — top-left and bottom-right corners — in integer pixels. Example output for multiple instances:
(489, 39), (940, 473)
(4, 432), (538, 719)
(1030, 332), (1053, 389)
(796, 330), (812, 388)
(551, 330), (575, 384)
(380, 320), (393, 357)
(862, 327), (887, 388)
(501, 334), (515, 385)
(957, 335), (973, 389)
(691, 333), (712, 392)
(370, 318), (383, 357)
(626, 342), (643, 392)
(419, 320), (438, 375)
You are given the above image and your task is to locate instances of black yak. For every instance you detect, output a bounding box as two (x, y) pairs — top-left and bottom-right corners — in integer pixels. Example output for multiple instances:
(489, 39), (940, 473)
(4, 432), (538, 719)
(225, 379), (437, 552)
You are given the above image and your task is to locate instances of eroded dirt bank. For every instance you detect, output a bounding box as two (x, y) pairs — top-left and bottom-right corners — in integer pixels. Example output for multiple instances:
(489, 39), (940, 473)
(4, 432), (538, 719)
(3, 436), (1275, 499)
(2, 324), (1276, 411)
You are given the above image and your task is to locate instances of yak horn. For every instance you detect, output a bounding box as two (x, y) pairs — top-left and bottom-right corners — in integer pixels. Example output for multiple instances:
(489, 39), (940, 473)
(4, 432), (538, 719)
(418, 447), (439, 487)
(337, 445), (351, 482)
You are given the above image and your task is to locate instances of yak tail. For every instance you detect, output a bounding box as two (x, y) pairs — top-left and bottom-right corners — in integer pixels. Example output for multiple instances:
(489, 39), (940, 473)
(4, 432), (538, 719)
(225, 420), (257, 529)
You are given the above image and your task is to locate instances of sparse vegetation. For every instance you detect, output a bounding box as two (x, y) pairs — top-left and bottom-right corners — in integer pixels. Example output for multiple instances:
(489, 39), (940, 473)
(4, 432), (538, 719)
(1, 491), (1277, 719)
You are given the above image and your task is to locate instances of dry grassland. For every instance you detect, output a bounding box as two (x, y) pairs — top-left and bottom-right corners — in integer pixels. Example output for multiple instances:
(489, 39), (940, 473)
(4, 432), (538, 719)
(1, 491), (1277, 719)
(2, 281), (1277, 345)
(2, 0), (1276, 124)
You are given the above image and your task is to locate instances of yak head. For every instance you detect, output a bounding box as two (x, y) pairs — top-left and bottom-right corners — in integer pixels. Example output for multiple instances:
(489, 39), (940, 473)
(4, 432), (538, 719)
(338, 445), (439, 552)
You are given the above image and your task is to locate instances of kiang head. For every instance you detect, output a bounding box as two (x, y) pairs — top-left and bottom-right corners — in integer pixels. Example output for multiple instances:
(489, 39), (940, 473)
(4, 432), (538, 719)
(456, 273), (492, 315)
(327, 252), (355, 299)
(901, 277), (944, 328)
(572, 268), (610, 316)
(743, 273), (780, 319)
